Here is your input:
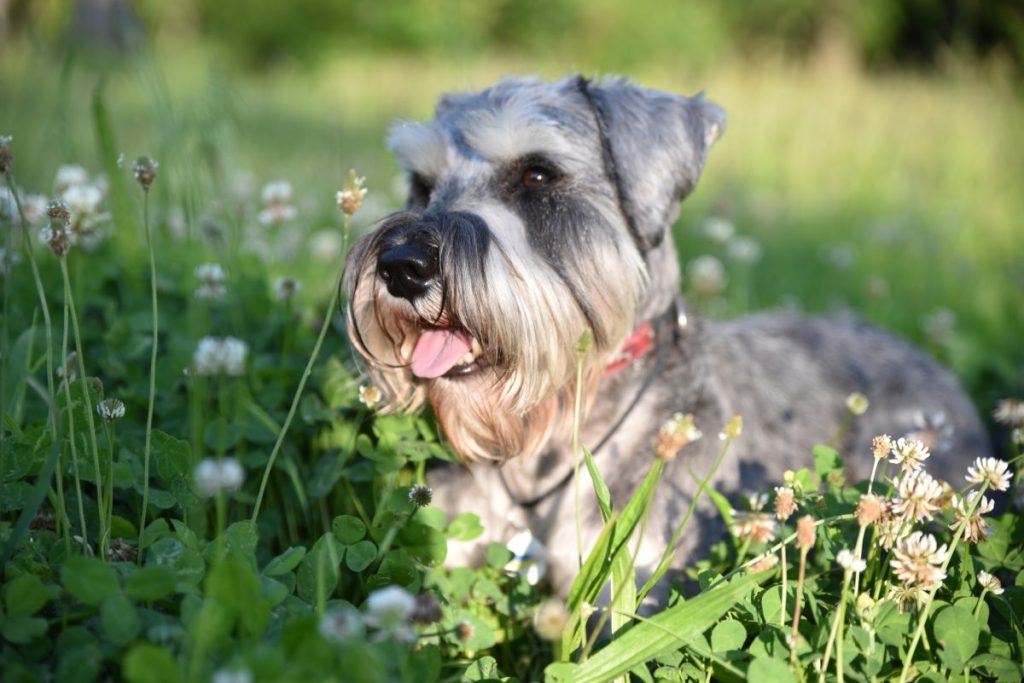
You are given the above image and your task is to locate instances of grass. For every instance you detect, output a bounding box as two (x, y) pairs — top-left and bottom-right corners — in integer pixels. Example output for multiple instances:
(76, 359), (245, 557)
(1, 40), (1022, 682)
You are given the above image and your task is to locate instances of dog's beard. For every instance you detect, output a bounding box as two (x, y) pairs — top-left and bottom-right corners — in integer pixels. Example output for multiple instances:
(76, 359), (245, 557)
(344, 209), (645, 462)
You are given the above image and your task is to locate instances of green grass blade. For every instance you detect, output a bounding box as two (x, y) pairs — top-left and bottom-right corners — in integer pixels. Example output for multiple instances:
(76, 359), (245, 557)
(582, 446), (612, 522)
(91, 79), (139, 260)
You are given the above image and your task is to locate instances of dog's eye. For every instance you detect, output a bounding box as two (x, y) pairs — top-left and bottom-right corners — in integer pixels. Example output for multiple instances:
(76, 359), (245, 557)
(522, 168), (550, 189)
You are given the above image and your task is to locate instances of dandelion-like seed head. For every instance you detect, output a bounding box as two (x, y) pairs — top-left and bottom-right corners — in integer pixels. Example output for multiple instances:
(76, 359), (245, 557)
(534, 599), (570, 641)
(408, 484), (432, 508)
(773, 486), (797, 521)
(0, 135), (12, 175)
(132, 156), (158, 192)
(890, 531), (947, 589)
(891, 469), (943, 523)
(191, 336), (249, 376)
(977, 570), (1004, 595)
(871, 434), (893, 460)
(888, 437), (931, 473)
(97, 398), (125, 421)
(193, 458), (245, 497)
(837, 549), (867, 573)
(856, 493), (887, 526)
(337, 169), (368, 216)
(687, 255), (727, 297)
(950, 491), (995, 544)
(195, 262), (228, 299)
(846, 392), (869, 416)
(358, 384), (381, 408)
(993, 398), (1024, 427)
(796, 515), (816, 550)
(965, 457), (1012, 492)
(655, 412), (701, 461)
(274, 276), (301, 302)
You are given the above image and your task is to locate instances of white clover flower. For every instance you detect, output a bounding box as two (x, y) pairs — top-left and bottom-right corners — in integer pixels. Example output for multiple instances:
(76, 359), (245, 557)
(886, 583), (926, 613)
(992, 399), (1024, 428)
(193, 458), (245, 498)
(846, 392), (869, 416)
(891, 531), (947, 589)
(54, 164), (89, 193)
(258, 180), (297, 226)
(773, 485), (797, 521)
(655, 412), (701, 461)
(871, 434), (894, 460)
(727, 235), (762, 264)
(730, 511), (776, 544)
(891, 470), (943, 522)
(837, 549), (867, 573)
(97, 398), (125, 421)
(965, 457), (1012, 492)
(274, 276), (301, 302)
(701, 216), (735, 243)
(318, 606), (365, 642)
(977, 570), (1004, 596)
(687, 255), (726, 297)
(191, 337), (249, 376)
(950, 491), (995, 544)
(195, 263), (227, 299)
(888, 437), (931, 473)
(212, 670), (252, 683)
(365, 585), (417, 642)
(358, 384), (381, 408)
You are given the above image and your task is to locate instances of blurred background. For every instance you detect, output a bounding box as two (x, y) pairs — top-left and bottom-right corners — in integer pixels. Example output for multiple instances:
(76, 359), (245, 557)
(1, 0), (1022, 413)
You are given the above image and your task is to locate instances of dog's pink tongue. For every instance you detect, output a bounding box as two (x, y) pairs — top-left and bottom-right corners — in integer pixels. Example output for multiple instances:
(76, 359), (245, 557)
(411, 328), (473, 378)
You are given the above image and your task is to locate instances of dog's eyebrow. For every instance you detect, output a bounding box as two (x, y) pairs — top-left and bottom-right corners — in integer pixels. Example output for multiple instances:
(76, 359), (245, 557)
(388, 122), (450, 178)
(461, 106), (576, 162)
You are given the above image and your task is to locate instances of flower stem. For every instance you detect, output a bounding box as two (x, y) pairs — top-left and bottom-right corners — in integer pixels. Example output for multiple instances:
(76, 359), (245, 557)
(61, 298), (89, 551)
(138, 192), (158, 561)
(59, 256), (105, 556)
(780, 540), (788, 628)
(571, 335), (586, 569)
(790, 546), (809, 668)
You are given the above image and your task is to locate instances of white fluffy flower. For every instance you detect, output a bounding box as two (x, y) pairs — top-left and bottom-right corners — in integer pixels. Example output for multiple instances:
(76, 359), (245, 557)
(195, 263), (227, 299)
(54, 164), (89, 193)
(891, 531), (947, 589)
(727, 235), (762, 264)
(365, 585), (417, 642)
(977, 570), (1004, 596)
(194, 458), (245, 498)
(891, 470), (943, 522)
(258, 180), (297, 225)
(837, 549), (867, 573)
(965, 457), (1012, 492)
(687, 255), (727, 297)
(888, 437), (930, 472)
(191, 336), (249, 376)
(97, 398), (125, 421)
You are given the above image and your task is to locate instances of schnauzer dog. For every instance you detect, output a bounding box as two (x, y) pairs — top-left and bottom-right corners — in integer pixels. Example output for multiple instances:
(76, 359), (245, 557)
(343, 75), (989, 596)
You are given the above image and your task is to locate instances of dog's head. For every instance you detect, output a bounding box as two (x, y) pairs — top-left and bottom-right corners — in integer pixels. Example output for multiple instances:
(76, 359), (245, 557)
(344, 75), (725, 461)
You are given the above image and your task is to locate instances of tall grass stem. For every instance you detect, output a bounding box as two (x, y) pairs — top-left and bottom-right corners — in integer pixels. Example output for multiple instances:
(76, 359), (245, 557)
(138, 193), (159, 560)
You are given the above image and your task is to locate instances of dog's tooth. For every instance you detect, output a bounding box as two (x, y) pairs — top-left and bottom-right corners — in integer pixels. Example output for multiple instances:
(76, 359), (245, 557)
(471, 338), (483, 356)
(460, 351), (475, 365)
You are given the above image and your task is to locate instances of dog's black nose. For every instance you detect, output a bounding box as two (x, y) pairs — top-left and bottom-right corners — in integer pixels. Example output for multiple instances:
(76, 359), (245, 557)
(377, 242), (438, 300)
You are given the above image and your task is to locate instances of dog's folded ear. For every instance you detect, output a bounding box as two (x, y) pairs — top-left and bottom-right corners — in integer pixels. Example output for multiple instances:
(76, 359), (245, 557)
(581, 76), (726, 251)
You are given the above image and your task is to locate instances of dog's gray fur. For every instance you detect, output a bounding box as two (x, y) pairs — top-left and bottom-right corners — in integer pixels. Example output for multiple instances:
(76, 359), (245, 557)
(344, 75), (990, 598)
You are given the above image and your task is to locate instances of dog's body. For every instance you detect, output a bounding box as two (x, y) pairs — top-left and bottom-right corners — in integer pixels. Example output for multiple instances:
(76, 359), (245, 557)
(344, 75), (989, 597)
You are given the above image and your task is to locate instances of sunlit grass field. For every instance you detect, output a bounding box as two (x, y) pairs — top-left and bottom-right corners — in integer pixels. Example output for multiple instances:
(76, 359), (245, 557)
(1, 42), (1022, 682)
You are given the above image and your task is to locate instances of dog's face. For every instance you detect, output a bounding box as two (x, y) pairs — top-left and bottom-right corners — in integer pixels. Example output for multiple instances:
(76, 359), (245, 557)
(344, 76), (725, 461)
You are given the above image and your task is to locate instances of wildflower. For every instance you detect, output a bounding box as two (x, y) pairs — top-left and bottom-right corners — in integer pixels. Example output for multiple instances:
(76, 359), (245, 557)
(533, 599), (570, 641)
(701, 216), (735, 242)
(318, 605), (365, 642)
(891, 470), (943, 522)
(876, 518), (909, 550)
(890, 531), (947, 589)
(258, 180), (297, 225)
(194, 457), (246, 497)
(993, 399), (1024, 427)
(774, 486), (797, 521)
(106, 538), (138, 563)
(358, 384), (381, 408)
(46, 199), (70, 224)
(505, 529), (548, 586)
(0, 135), (12, 175)
(921, 307), (956, 346)
(365, 585), (417, 642)
(61, 182), (109, 250)
(337, 170), (368, 216)
(888, 437), (930, 473)
(455, 621), (474, 641)
(856, 493), (887, 526)
(871, 434), (893, 460)
(795, 515), (816, 550)
(747, 553), (779, 573)
(965, 457), (1012, 492)
(720, 414), (743, 440)
(191, 337), (249, 376)
(274, 276), (301, 302)
(54, 165), (89, 193)
(22, 194), (47, 226)
(410, 593), (442, 624)
(97, 398), (125, 421)
(408, 484), (432, 508)
(39, 224), (72, 257)
(132, 156), (158, 192)
(730, 511), (776, 544)
(727, 235), (762, 264)
(950, 491), (994, 543)
(977, 570), (1004, 596)
(886, 583), (926, 613)
(195, 263), (227, 299)
(846, 392), (869, 416)
(212, 669), (253, 683)
(906, 411), (953, 453)
(655, 412), (701, 461)
(836, 549), (866, 573)
(687, 255), (726, 297)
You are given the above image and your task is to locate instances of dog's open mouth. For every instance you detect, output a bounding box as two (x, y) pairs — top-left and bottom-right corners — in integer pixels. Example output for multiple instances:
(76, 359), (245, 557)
(410, 327), (485, 379)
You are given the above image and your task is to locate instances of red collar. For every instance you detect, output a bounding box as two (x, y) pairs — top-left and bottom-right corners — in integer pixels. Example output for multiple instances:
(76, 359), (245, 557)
(604, 322), (655, 376)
